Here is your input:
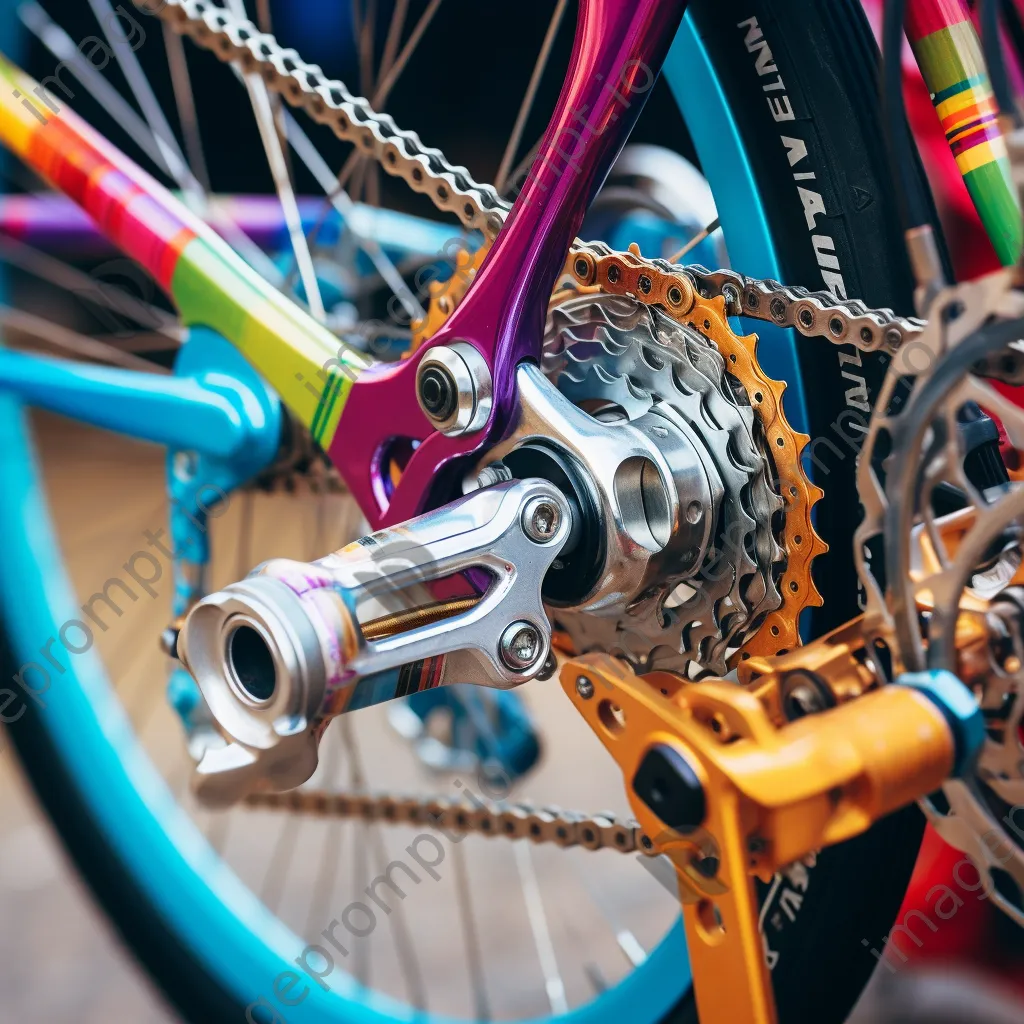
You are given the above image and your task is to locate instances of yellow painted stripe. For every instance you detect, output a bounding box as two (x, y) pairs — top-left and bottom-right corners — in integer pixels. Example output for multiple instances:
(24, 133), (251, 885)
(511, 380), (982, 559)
(941, 103), (998, 137)
(937, 87), (983, 119)
(955, 136), (1007, 174)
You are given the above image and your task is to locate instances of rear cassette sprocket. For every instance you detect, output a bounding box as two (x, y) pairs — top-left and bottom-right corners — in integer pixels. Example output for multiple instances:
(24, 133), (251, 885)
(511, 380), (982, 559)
(545, 293), (782, 675)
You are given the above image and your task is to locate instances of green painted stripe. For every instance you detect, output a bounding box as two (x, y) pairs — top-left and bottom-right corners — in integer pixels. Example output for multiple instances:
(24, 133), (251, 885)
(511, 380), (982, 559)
(913, 22), (984, 94)
(933, 73), (986, 105)
(311, 370), (345, 439)
(964, 160), (1023, 265)
(316, 375), (353, 448)
(171, 237), (249, 342)
(313, 370), (352, 444)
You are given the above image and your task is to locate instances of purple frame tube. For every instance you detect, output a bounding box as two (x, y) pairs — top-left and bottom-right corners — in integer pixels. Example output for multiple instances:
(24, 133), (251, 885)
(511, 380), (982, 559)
(330, 0), (689, 529)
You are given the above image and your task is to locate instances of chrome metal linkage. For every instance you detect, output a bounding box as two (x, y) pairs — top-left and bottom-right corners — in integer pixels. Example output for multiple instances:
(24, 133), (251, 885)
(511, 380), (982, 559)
(176, 478), (572, 804)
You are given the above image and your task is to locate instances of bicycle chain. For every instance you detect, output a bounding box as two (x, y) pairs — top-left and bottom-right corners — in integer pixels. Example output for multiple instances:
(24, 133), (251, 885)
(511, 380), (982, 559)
(571, 242), (927, 356)
(244, 789), (655, 856)
(149, 0), (927, 358)
(149, 0), (511, 238)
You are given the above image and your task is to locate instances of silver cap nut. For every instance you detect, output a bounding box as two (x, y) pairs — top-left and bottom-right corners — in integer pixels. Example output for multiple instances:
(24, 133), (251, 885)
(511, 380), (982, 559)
(522, 497), (562, 543)
(500, 621), (542, 670)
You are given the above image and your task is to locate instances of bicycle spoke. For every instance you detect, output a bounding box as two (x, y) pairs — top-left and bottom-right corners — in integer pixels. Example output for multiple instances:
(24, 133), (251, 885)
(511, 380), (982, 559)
(285, 0), (445, 285)
(347, 0), (368, 201)
(667, 217), (721, 263)
(373, 0), (444, 111)
(93, 332), (180, 355)
(561, 915), (608, 995)
(615, 929), (647, 968)
(367, 821), (427, 1009)
(575, 863), (649, 968)
(356, 0), (377, 100)
(495, 0), (569, 194)
(514, 840), (569, 1015)
(0, 236), (179, 339)
(339, 719), (372, 987)
(583, 962), (608, 994)
(303, 732), (346, 937)
(354, 0), (378, 201)
(161, 20), (211, 192)
(282, 111), (424, 322)
(362, 0), (384, 207)
(0, 306), (163, 372)
(341, 716), (426, 1009)
(253, 0), (300, 194)
(260, 810), (304, 914)
(325, 0), (445, 207)
(501, 135), (543, 199)
(379, 0), (411, 89)
(86, 0), (201, 199)
(20, 2), (279, 284)
(255, 0), (273, 34)
(19, 2), (179, 180)
(224, 0), (326, 322)
(452, 838), (491, 1021)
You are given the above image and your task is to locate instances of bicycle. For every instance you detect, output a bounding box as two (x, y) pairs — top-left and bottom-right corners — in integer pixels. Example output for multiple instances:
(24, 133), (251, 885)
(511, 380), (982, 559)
(0, 2), (1021, 1023)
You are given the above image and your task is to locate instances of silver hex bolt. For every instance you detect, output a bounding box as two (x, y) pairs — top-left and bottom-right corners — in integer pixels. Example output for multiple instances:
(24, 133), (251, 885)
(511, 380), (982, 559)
(476, 462), (512, 489)
(521, 496), (562, 543)
(575, 675), (595, 700)
(499, 621), (543, 671)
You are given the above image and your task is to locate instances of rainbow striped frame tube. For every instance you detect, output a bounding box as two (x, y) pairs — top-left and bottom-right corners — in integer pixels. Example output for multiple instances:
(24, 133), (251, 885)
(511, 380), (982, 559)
(906, 0), (1022, 264)
(0, 55), (369, 439)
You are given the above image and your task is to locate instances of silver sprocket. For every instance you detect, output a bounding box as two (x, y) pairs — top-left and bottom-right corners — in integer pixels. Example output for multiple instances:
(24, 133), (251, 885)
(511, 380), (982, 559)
(543, 293), (783, 675)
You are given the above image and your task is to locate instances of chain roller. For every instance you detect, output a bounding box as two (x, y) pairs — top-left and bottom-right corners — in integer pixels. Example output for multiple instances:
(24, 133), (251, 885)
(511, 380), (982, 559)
(244, 789), (655, 855)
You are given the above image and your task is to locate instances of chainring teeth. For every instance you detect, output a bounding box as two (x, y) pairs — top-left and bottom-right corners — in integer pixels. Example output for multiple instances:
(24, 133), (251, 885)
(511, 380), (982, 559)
(409, 243), (489, 353)
(388, 162), (829, 671)
(675, 305), (830, 662)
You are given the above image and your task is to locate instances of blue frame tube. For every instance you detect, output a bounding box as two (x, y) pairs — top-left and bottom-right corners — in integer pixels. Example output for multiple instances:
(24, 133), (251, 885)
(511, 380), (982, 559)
(0, 348), (260, 457)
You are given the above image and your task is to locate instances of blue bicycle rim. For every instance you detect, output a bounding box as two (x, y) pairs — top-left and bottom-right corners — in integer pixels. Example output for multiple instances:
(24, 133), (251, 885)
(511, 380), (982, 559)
(0, 9), (809, 1022)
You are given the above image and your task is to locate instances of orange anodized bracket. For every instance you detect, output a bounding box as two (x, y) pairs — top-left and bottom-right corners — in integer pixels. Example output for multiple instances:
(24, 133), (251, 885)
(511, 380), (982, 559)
(561, 651), (958, 1024)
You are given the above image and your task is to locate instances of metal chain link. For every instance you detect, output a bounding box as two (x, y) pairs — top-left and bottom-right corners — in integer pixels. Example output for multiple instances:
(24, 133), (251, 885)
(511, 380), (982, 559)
(245, 789), (656, 855)
(571, 241), (926, 355)
(148, 0), (511, 238)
